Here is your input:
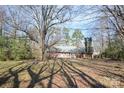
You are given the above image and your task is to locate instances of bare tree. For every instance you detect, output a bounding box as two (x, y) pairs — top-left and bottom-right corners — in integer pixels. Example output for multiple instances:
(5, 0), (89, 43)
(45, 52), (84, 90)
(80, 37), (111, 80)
(5, 5), (82, 60)
(0, 6), (6, 36)
(102, 5), (124, 39)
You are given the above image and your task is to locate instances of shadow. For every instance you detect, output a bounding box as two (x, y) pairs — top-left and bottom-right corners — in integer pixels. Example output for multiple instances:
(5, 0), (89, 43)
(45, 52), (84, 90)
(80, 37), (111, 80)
(70, 60), (124, 81)
(61, 59), (106, 88)
(52, 83), (61, 88)
(27, 60), (63, 88)
(56, 59), (78, 88)
(27, 63), (48, 88)
(9, 68), (20, 88)
(1, 59), (119, 88)
(0, 62), (26, 87)
(0, 60), (62, 88)
(0, 62), (25, 76)
(60, 67), (78, 88)
(47, 61), (55, 88)
(0, 75), (12, 86)
(8, 64), (31, 88)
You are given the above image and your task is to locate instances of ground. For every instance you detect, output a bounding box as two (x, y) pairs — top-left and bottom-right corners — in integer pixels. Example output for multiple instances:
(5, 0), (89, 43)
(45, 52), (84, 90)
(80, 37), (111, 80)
(0, 59), (124, 88)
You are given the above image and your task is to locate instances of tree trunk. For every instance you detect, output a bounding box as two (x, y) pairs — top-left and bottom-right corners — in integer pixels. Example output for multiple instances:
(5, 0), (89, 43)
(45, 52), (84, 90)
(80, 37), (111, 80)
(41, 37), (45, 61)
(41, 29), (47, 61)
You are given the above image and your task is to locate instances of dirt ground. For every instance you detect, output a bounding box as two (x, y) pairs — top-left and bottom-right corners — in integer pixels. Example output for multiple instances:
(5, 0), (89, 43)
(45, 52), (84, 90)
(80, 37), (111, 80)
(0, 59), (124, 88)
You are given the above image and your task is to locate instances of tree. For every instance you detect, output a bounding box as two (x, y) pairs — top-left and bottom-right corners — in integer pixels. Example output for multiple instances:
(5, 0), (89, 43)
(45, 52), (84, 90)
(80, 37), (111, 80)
(5, 5), (82, 60)
(46, 27), (62, 48)
(103, 5), (124, 39)
(0, 7), (6, 60)
(90, 5), (124, 59)
(0, 7), (6, 36)
(103, 38), (124, 60)
(84, 37), (93, 53)
(72, 29), (84, 47)
(63, 27), (70, 45)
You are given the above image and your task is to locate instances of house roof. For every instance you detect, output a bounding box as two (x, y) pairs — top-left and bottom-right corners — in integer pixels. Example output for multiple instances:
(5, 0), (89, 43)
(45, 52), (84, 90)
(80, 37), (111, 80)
(48, 45), (85, 53)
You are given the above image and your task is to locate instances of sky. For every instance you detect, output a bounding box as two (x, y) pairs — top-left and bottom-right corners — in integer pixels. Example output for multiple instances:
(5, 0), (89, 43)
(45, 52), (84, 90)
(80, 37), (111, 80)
(62, 5), (102, 38)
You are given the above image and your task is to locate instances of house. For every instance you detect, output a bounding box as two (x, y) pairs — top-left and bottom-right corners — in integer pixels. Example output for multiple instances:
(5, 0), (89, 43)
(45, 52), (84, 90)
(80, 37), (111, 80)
(47, 45), (93, 59)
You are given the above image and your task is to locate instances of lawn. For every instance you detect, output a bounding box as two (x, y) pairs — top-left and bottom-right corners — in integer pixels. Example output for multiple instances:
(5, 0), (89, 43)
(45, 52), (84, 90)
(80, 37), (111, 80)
(0, 59), (124, 88)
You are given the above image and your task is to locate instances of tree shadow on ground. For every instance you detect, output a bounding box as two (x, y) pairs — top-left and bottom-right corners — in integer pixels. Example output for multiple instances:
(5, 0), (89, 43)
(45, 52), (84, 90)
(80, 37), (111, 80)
(27, 60), (62, 88)
(57, 59), (78, 88)
(1, 59), (120, 88)
(0, 60), (63, 88)
(47, 61), (56, 88)
(60, 67), (78, 88)
(60, 59), (106, 88)
(71, 60), (124, 81)
(9, 67), (26, 88)
(0, 62), (27, 87)
(27, 63), (48, 88)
